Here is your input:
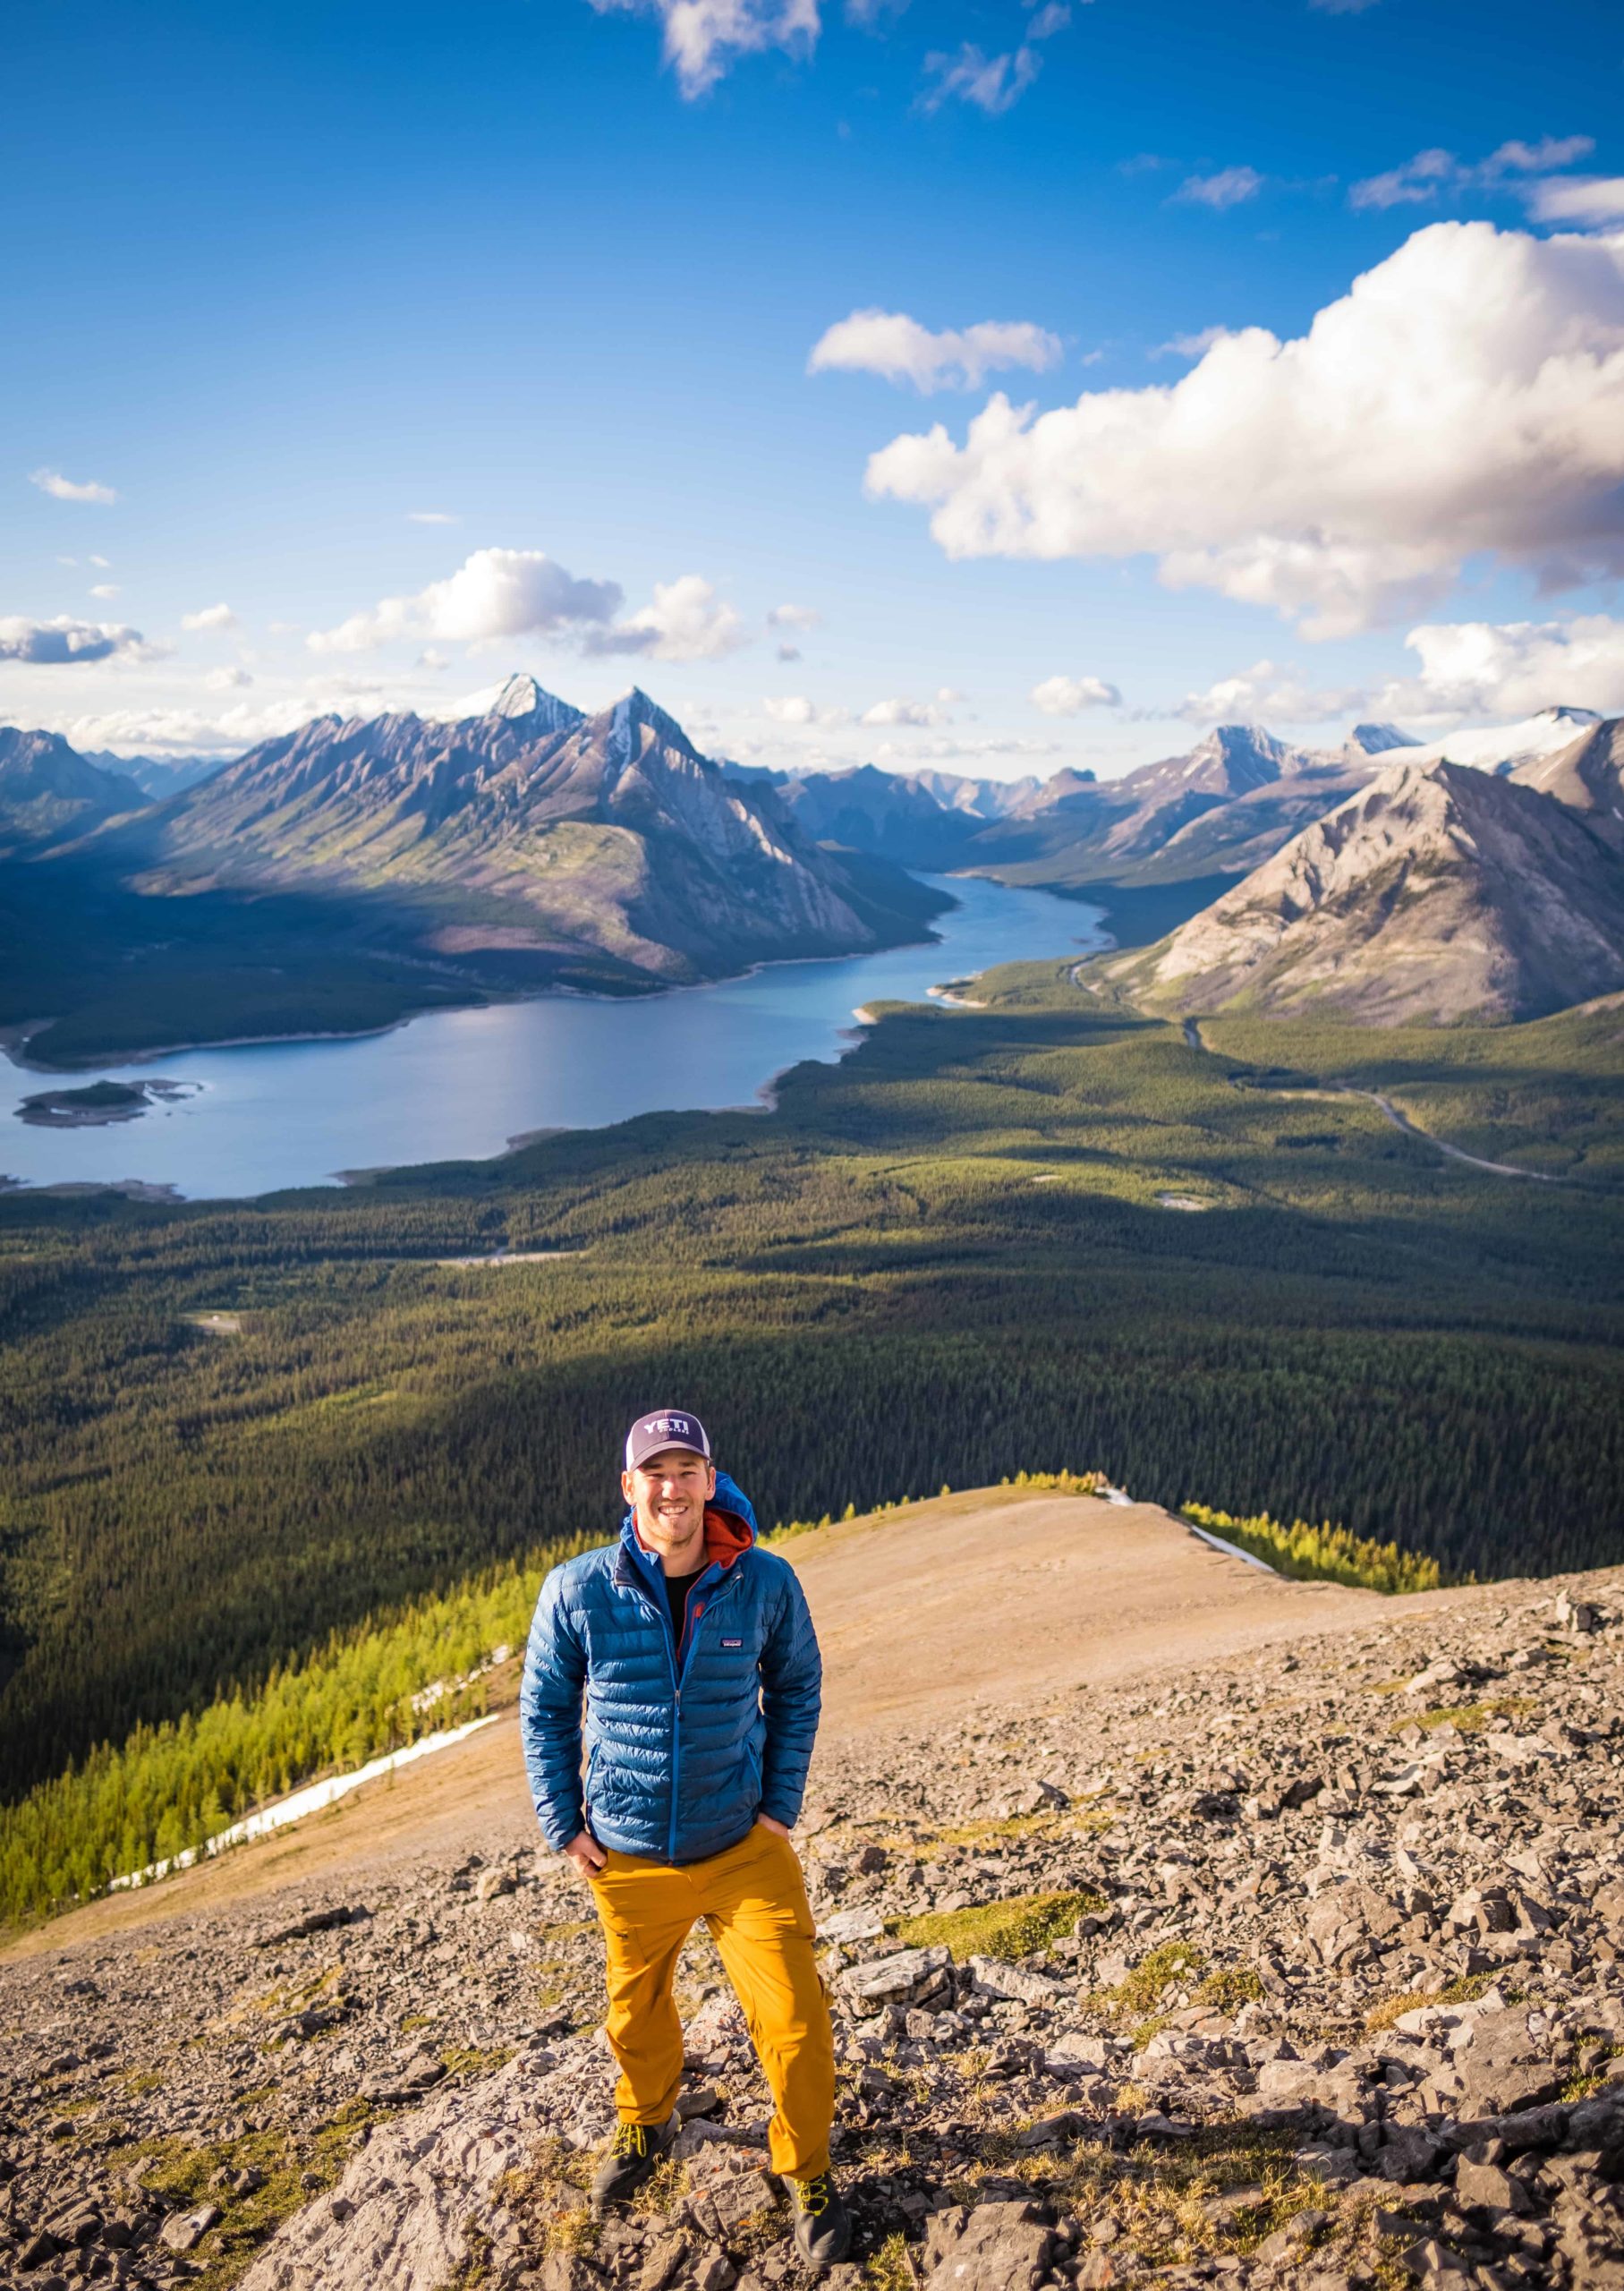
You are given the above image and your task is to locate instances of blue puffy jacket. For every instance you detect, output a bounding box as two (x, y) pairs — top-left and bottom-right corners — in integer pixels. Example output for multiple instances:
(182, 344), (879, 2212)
(519, 1472), (822, 1864)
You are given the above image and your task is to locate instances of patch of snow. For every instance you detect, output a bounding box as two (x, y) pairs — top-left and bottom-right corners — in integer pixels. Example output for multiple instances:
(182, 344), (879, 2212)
(107, 1714), (502, 1892)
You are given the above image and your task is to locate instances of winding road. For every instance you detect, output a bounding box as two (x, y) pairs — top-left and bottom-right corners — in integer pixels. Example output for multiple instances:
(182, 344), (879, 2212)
(1179, 1016), (1563, 1184)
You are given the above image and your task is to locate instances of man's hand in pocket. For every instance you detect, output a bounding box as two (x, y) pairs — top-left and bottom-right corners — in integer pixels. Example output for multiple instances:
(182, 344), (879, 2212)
(565, 1829), (608, 1878)
(755, 1815), (791, 1838)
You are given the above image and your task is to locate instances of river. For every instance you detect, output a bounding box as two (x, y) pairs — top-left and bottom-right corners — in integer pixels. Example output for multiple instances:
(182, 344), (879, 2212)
(1, 875), (1105, 1201)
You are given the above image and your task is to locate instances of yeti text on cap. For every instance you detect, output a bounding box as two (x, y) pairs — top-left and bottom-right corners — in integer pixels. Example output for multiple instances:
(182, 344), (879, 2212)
(625, 1411), (711, 1469)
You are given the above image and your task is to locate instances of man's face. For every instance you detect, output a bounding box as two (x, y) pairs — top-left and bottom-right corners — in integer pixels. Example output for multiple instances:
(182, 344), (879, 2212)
(623, 1448), (716, 1561)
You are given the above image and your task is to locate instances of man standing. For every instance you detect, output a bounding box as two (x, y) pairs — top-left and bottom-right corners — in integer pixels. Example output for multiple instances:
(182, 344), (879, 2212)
(520, 1410), (850, 2268)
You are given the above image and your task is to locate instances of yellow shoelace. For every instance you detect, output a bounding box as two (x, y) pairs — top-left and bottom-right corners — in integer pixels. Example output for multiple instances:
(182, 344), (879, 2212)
(612, 2123), (650, 2159)
(795, 2173), (832, 2217)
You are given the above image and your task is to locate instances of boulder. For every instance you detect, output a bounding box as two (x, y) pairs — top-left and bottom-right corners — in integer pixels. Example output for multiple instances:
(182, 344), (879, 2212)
(161, 2204), (222, 2253)
(923, 2201), (1054, 2291)
(1042, 2031), (1113, 2076)
(840, 1946), (951, 2014)
(965, 1955), (1062, 2006)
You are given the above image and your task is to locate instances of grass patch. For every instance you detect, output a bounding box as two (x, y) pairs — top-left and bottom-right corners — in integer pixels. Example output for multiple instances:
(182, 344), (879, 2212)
(495, 2136), (601, 2261)
(888, 1888), (1103, 1963)
(1198, 1964), (1265, 2013)
(864, 2230), (917, 2289)
(1364, 1970), (1508, 2032)
(440, 2043), (514, 2081)
(132, 2099), (380, 2289)
(1100, 1940), (1209, 2018)
(1042, 2121), (1333, 2270)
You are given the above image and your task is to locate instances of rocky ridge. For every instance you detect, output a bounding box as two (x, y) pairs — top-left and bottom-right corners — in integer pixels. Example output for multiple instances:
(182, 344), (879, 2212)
(1107, 750), (1624, 1024)
(2, 1564), (1621, 2291)
(0, 731), (146, 855)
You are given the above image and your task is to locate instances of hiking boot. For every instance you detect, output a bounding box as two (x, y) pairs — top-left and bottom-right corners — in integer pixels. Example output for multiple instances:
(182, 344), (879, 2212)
(790, 2170), (853, 2268)
(590, 2113), (676, 2208)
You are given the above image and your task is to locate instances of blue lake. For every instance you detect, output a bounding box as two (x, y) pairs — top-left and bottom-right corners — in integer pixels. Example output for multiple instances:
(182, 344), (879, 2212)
(2, 875), (1105, 1201)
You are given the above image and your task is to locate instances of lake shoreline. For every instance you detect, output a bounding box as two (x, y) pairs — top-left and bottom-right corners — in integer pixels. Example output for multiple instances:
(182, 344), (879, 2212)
(2, 890), (961, 1076)
(1, 879), (1107, 1202)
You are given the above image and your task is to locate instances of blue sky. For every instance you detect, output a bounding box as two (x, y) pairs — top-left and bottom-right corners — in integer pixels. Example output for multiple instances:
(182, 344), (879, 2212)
(4, 0), (1622, 779)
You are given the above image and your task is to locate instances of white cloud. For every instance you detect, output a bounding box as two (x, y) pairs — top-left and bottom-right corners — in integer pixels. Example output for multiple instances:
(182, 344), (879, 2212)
(584, 0), (820, 98)
(308, 547), (624, 654)
(583, 574), (746, 662)
(45, 699), (304, 757)
(89, 554), (111, 569)
(809, 309), (1062, 392)
(1349, 133), (1595, 213)
(1527, 177), (1624, 227)
(1165, 658), (1365, 726)
(1391, 613), (1624, 720)
(863, 221), (1624, 638)
(1308, 0), (1382, 14)
(1348, 148), (1457, 212)
(0, 616), (152, 665)
(919, 41), (1037, 115)
(872, 733), (1064, 764)
(860, 692), (959, 727)
(29, 468), (118, 505)
(1172, 166), (1264, 210)
(762, 694), (848, 725)
(407, 510), (458, 524)
(181, 602), (238, 633)
(89, 583), (120, 601)
(766, 601), (821, 628)
(917, 0), (1076, 113)
(1031, 673), (1120, 714)
(1491, 134), (1595, 174)
(1150, 325), (1231, 361)
(206, 667), (255, 691)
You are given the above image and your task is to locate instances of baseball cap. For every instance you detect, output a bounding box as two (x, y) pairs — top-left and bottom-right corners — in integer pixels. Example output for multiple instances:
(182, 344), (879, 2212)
(625, 1409), (712, 1473)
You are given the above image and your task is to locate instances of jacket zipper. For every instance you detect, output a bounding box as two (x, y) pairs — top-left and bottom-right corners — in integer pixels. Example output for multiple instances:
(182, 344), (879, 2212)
(624, 1551), (740, 1861)
(667, 1569), (739, 1858)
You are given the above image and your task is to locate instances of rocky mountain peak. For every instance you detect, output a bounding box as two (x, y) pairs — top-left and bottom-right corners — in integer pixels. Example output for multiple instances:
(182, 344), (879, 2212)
(599, 687), (701, 777)
(1347, 720), (1421, 754)
(1532, 704), (1603, 732)
(1511, 714), (1624, 852)
(0, 724), (149, 848)
(1120, 751), (1624, 1023)
(1193, 723), (1293, 787)
(483, 674), (581, 732)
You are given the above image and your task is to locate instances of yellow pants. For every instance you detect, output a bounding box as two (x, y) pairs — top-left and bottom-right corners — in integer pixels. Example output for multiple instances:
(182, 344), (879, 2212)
(588, 1820), (836, 2179)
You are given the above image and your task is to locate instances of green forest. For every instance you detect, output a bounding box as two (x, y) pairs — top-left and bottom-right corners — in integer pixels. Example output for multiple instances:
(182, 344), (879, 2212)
(2, 958), (1620, 1911)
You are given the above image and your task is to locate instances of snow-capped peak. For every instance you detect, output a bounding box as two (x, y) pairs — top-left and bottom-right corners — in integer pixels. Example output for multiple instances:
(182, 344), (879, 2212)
(1365, 706), (1603, 775)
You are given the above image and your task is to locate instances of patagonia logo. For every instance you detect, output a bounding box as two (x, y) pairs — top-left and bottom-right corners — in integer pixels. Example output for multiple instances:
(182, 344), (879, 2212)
(721, 1637), (744, 1648)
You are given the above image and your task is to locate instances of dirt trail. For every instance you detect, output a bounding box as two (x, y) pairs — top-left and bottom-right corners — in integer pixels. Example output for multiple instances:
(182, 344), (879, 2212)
(3, 1487), (1469, 1963)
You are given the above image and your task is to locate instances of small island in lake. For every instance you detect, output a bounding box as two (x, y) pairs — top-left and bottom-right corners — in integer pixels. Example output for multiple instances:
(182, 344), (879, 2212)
(17, 1078), (194, 1128)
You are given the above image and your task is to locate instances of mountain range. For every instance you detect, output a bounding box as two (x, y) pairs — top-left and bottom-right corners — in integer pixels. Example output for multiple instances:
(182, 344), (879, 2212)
(0, 728), (147, 856)
(1105, 727), (1624, 1023)
(3, 682), (1621, 1056)
(115, 677), (938, 986)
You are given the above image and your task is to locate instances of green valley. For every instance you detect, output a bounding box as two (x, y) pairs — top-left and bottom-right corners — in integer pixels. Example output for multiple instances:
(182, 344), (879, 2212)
(2, 958), (1620, 1863)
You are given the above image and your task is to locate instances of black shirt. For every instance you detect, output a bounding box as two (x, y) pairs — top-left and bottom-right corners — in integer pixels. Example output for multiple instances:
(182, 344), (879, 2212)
(665, 1565), (706, 1656)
